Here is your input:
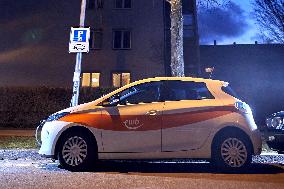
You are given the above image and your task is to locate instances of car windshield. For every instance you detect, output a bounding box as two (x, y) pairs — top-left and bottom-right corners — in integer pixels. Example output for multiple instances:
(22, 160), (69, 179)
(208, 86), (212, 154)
(120, 86), (139, 101)
(221, 85), (240, 99)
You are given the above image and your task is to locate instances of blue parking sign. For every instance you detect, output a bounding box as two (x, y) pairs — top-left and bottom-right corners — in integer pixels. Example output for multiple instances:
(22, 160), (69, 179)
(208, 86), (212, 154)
(73, 30), (87, 42)
(69, 27), (90, 53)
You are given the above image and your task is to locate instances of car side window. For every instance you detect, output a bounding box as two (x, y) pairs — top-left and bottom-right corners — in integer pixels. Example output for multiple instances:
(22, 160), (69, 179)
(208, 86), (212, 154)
(104, 81), (162, 106)
(122, 82), (161, 104)
(163, 81), (214, 101)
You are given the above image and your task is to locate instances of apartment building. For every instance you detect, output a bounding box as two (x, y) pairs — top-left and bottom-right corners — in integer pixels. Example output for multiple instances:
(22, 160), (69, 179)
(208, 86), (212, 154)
(0, 0), (199, 87)
(81, 0), (199, 87)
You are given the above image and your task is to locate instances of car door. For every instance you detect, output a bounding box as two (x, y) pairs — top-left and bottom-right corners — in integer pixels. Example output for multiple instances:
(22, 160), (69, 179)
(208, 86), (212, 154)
(100, 81), (164, 153)
(162, 80), (222, 151)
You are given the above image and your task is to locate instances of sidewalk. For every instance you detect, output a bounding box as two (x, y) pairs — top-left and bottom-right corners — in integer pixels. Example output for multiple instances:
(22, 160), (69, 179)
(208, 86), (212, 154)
(0, 129), (35, 137)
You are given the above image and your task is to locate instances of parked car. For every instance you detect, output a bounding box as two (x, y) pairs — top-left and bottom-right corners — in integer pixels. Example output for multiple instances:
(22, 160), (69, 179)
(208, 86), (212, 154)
(36, 77), (262, 171)
(264, 111), (284, 153)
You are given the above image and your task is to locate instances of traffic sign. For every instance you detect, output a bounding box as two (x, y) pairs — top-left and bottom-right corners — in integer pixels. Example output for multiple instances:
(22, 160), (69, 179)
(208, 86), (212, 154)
(69, 27), (90, 53)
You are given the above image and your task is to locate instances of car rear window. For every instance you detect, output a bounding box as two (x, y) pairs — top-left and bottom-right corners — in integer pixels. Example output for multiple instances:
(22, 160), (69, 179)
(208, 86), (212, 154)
(221, 85), (240, 99)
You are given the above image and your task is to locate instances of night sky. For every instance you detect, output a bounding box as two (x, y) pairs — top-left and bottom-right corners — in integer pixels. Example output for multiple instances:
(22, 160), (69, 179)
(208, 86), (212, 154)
(198, 0), (259, 44)
(0, 0), (260, 87)
(0, 0), (80, 87)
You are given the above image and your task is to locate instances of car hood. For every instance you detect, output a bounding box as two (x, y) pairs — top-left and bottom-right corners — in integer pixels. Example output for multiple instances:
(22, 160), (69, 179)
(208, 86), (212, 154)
(56, 99), (103, 115)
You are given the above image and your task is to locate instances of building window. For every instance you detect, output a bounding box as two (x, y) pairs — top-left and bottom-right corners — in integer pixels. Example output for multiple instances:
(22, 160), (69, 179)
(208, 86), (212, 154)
(90, 29), (103, 49)
(114, 0), (131, 9)
(96, 0), (104, 8)
(183, 14), (194, 38)
(87, 0), (104, 9)
(87, 0), (95, 9)
(113, 30), (131, 49)
(112, 72), (130, 87)
(82, 73), (100, 87)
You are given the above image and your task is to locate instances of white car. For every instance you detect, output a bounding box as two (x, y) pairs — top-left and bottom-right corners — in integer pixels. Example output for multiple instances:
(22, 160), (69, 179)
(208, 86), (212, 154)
(37, 77), (262, 171)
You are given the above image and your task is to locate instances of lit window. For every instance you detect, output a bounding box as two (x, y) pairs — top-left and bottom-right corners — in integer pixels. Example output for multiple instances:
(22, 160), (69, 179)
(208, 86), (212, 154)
(112, 73), (130, 87)
(113, 30), (131, 49)
(90, 29), (103, 49)
(82, 73), (91, 87)
(82, 73), (100, 87)
(114, 0), (131, 9)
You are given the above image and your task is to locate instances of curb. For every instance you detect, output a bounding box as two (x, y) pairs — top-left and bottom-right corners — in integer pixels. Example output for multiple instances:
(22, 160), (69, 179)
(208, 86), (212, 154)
(0, 130), (35, 137)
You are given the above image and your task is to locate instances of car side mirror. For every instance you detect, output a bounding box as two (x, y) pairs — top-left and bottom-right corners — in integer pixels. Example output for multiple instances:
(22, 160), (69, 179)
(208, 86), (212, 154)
(102, 101), (114, 107)
(102, 95), (121, 107)
(119, 99), (127, 105)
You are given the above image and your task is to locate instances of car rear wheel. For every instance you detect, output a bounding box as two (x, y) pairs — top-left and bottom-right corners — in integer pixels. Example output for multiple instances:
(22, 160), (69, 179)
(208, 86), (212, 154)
(212, 133), (252, 171)
(57, 131), (96, 171)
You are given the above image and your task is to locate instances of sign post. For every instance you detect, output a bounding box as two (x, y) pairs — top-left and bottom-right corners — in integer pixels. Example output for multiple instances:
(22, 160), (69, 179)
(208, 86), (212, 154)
(70, 0), (88, 107)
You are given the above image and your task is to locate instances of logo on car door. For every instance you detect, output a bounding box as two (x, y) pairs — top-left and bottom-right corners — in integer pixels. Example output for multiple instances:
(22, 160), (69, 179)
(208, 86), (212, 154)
(123, 118), (144, 130)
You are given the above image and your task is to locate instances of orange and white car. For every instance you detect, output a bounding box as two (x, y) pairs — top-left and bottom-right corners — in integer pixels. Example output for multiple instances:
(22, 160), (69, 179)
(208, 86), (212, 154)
(37, 77), (262, 171)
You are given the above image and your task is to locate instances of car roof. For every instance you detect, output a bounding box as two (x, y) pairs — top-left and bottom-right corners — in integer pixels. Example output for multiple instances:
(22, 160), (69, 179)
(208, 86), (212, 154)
(90, 76), (229, 105)
(105, 77), (226, 97)
(132, 77), (227, 85)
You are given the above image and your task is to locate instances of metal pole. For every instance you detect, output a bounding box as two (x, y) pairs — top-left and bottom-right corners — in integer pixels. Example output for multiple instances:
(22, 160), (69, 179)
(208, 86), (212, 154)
(71, 0), (87, 107)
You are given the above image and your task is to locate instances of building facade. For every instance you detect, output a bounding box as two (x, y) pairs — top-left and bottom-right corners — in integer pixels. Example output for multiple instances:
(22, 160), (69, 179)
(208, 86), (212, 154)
(81, 0), (199, 88)
(0, 0), (199, 88)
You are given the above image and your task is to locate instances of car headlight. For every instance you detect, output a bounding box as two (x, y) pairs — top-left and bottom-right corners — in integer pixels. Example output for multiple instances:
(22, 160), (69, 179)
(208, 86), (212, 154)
(271, 117), (283, 129)
(235, 101), (252, 114)
(266, 117), (283, 130)
(46, 112), (70, 122)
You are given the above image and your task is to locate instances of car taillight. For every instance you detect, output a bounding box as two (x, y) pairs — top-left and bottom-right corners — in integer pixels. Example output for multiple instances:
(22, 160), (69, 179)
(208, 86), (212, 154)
(235, 101), (252, 114)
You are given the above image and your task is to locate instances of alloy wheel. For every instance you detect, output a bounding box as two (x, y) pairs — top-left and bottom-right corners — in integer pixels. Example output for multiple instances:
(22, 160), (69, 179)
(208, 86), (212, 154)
(61, 136), (88, 167)
(220, 137), (248, 168)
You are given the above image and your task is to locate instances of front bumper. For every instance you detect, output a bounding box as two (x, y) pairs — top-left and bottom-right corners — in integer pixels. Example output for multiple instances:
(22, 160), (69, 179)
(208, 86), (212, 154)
(38, 121), (71, 157)
(35, 120), (46, 146)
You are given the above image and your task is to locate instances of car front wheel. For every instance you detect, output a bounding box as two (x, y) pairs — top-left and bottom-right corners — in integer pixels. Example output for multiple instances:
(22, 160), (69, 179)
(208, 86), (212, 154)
(57, 131), (96, 171)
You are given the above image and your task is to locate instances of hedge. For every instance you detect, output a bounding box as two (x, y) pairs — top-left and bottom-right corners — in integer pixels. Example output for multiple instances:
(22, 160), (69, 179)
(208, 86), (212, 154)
(0, 85), (272, 129)
(0, 87), (115, 129)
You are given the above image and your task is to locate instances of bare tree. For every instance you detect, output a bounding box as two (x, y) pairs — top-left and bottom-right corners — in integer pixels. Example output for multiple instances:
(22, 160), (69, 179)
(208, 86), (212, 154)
(197, 0), (229, 9)
(253, 0), (284, 43)
(167, 0), (228, 77)
(167, 0), (185, 77)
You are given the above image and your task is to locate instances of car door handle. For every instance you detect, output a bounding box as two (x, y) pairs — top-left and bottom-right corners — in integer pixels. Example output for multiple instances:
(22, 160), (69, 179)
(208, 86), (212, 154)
(146, 110), (158, 116)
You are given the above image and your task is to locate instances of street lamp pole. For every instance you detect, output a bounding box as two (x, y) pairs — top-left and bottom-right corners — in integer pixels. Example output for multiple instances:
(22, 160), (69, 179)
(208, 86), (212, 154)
(70, 0), (87, 107)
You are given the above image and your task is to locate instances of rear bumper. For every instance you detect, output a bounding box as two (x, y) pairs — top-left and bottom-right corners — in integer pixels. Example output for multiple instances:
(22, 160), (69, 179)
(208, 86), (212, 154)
(250, 129), (262, 155)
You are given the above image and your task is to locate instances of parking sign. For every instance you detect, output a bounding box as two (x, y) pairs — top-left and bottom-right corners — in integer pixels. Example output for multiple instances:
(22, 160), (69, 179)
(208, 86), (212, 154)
(69, 27), (90, 53)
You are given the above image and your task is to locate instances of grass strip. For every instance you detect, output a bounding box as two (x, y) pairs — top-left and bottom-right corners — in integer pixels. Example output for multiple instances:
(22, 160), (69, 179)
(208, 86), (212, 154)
(0, 136), (37, 149)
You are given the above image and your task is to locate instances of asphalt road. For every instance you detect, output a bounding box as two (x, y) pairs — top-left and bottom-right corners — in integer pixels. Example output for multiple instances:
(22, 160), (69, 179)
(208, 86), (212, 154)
(1, 156), (284, 189)
(1, 131), (283, 188)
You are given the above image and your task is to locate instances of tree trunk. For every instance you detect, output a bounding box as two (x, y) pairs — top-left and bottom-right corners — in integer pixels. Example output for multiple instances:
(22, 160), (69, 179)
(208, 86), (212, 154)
(169, 0), (185, 77)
